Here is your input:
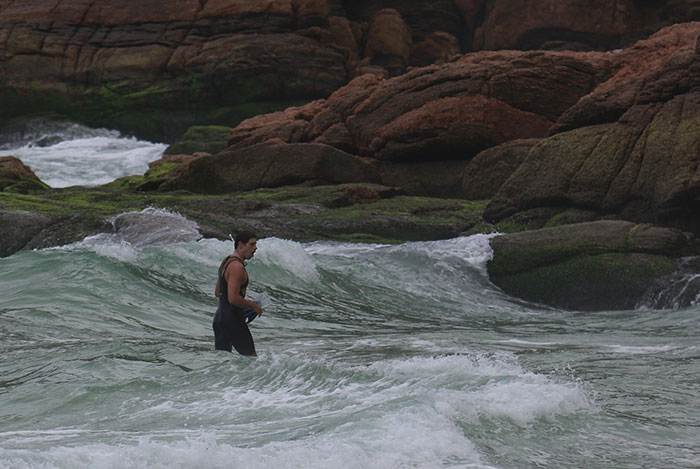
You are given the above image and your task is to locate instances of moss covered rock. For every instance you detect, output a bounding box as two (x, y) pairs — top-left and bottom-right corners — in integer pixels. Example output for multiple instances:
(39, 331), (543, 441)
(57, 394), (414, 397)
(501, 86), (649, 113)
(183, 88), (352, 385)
(0, 156), (50, 193)
(0, 209), (53, 257)
(163, 126), (233, 155)
(487, 220), (700, 310)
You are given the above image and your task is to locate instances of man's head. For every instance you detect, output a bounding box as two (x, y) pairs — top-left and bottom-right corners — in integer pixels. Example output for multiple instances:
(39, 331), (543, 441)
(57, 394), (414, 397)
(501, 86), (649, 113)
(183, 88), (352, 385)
(235, 230), (258, 260)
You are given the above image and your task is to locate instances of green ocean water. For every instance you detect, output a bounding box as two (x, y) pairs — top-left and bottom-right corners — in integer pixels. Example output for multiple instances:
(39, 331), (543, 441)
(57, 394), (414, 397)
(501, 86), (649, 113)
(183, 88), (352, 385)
(1, 226), (699, 469)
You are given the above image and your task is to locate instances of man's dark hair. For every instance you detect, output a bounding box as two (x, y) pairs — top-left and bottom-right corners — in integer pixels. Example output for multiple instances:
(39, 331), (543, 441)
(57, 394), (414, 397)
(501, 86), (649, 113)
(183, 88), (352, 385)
(235, 230), (257, 248)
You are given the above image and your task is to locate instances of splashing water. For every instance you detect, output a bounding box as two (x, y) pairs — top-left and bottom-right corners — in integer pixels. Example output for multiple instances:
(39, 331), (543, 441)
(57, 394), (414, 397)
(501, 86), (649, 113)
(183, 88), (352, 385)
(1, 231), (698, 468)
(0, 121), (165, 187)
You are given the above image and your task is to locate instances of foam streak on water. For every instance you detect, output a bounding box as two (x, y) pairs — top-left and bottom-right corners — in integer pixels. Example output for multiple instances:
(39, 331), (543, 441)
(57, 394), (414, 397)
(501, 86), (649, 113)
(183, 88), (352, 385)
(1, 231), (699, 469)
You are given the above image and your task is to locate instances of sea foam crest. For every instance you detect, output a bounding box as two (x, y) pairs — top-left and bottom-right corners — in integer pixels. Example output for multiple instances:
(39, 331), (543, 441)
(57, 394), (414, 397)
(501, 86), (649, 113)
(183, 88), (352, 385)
(370, 353), (593, 427)
(254, 238), (320, 284)
(393, 233), (498, 272)
(0, 120), (120, 150)
(305, 233), (497, 272)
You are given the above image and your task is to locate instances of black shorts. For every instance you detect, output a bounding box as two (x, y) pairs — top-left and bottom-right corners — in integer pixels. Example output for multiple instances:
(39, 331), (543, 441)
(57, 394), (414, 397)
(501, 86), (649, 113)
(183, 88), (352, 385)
(213, 318), (256, 356)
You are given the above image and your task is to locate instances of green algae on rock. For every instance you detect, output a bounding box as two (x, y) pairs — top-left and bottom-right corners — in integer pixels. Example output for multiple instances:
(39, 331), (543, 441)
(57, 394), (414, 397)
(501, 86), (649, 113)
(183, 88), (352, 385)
(0, 181), (491, 256)
(0, 156), (50, 194)
(487, 220), (700, 311)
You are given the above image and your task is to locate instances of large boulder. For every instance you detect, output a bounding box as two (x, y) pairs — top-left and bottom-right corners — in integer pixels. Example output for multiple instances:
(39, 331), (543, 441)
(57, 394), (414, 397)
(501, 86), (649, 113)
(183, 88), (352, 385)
(0, 1), (352, 140)
(487, 220), (700, 311)
(485, 23), (700, 235)
(160, 142), (380, 193)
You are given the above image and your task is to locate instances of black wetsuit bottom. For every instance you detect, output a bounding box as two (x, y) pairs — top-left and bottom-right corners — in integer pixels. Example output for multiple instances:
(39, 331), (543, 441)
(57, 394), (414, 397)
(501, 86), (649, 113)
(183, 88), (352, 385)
(213, 316), (256, 356)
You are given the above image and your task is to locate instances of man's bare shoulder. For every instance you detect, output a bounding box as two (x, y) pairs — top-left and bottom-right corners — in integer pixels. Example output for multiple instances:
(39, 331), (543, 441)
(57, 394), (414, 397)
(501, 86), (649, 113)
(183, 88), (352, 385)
(225, 259), (245, 278)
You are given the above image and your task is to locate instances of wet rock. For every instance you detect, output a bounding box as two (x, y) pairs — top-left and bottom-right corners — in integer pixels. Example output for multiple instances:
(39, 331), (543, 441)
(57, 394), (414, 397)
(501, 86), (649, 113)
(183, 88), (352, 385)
(22, 215), (112, 251)
(160, 142), (380, 193)
(639, 256), (700, 309)
(163, 126), (233, 156)
(487, 220), (700, 311)
(373, 160), (470, 198)
(0, 210), (53, 257)
(0, 156), (50, 193)
(485, 23), (700, 235)
(461, 139), (541, 200)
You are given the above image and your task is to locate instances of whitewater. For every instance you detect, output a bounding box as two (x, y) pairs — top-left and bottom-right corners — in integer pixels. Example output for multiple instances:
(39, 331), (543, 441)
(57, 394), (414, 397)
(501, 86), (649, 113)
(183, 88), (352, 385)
(0, 125), (698, 468)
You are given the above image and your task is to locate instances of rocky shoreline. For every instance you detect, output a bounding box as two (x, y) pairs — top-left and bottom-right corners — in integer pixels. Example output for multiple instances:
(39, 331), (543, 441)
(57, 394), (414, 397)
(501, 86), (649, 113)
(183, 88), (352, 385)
(1, 3), (699, 311)
(2, 153), (698, 311)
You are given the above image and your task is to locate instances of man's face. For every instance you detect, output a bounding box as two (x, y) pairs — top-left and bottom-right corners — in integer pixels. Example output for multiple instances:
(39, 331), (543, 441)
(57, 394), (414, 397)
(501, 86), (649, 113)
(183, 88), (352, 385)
(239, 238), (258, 260)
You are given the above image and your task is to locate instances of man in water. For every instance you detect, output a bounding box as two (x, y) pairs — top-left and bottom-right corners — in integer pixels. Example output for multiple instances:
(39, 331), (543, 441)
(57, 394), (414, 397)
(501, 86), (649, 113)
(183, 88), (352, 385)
(213, 231), (263, 356)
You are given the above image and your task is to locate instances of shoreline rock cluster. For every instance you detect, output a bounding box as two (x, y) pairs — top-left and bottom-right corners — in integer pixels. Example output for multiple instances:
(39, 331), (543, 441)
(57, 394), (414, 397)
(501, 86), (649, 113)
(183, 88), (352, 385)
(1, 1), (697, 141)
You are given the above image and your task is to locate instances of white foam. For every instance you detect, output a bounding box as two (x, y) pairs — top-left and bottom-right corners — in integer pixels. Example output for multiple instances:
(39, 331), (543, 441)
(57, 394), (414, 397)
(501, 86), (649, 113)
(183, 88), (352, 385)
(606, 344), (675, 354)
(0, 428), (494, 469)
(81, 239), (140, 262)
(502, 339), (561, 346)
(369, 353), (524, 379)
(304, 241), (390, 257)
(8, 134), (166, 188)
(393, 233), (497, 272)
(369, 354), (593, 427)
(305, 234), (496, 272)
(469, 380), (592, 426)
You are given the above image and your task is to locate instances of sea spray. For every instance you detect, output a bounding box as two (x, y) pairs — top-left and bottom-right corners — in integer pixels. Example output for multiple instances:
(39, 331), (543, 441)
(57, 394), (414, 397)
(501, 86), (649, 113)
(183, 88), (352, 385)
(0, 122), (166, 187)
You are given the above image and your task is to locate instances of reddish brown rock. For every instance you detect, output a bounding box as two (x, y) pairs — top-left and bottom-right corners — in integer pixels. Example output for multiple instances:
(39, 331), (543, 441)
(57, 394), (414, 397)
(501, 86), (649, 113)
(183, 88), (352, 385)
(363, 9), (412, 76)
(553, 22), (700, 132)
(475, 0), (679, 51)
(227, 99), (329, 150)
(368, 95), (551, 162)
(2, 1), (697, 142)
(485, 23), (700, 234)
(221, 48), (613, 197)
(229, 50), (611, 161)
(160, 142), (380, 194)
(409, 31), (461, 67)
(326, 185), (382, 207)
(0, 156), (49, 192)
